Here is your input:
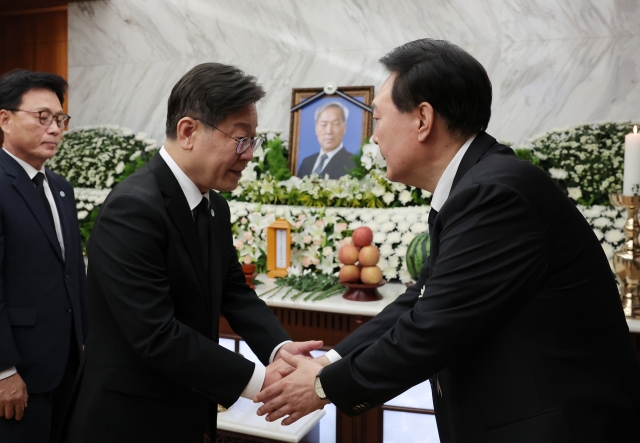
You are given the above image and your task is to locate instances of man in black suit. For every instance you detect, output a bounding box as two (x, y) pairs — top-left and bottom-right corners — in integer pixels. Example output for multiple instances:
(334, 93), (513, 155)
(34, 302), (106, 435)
(256, 39), (640, 442)
(297, 102), (355, 179)
(61, 63), (321, 443)
(0, 70), (88, 443)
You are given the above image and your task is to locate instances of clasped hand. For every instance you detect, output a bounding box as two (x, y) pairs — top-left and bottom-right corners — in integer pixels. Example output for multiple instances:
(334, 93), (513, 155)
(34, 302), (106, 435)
(255, 351), (331, 425)
(0, 373), (28, 420)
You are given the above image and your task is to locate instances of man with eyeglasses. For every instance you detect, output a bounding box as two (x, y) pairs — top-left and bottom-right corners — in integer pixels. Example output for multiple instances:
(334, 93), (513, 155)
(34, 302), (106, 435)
(0, 69), (88, 443)
(60, 63), (321, 443)
(297, 101), (356, 179)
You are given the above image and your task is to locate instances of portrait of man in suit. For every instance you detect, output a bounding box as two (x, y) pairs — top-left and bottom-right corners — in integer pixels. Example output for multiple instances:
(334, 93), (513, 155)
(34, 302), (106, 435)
(297, 101), (356, 179)
(256, 39), (640, 442)
(61, 63), (320, 443)
(0, 69), (88, 443)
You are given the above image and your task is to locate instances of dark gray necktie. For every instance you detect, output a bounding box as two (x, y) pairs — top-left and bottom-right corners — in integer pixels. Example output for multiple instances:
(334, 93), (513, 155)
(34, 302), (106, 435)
(428, 208), (438, 234)
(32, 172), (55, 228)
(313, 154), (329, 175)
(194, 197), (209, 266)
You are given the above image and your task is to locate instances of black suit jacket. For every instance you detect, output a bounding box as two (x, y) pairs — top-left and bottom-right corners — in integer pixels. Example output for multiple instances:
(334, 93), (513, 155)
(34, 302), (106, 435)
(62, 154), (290, 443)
(321, 132), (640, 443)
(297, 146), (355, 179)
(0, 149), (88, 393)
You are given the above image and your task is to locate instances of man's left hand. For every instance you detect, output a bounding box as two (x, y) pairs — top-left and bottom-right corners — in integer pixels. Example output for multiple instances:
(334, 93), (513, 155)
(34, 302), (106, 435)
(274, 340), (323, 361)
(254, 350), (329, 425)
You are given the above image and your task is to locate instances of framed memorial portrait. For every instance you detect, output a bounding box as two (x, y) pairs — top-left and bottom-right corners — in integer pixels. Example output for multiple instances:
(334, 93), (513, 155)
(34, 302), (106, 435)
(289, 86), (374, 179)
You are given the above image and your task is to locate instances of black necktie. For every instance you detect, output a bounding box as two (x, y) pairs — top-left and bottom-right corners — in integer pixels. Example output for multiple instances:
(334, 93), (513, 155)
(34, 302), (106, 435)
(313, 154), (328, 175)
(428, 208), (438, 235)
(32, 172), (55, 228)
(194, 197), (209, 266)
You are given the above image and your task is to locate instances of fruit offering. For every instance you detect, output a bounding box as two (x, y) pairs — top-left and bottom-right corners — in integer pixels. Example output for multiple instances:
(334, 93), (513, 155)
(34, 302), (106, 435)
(338, 226), (383, 284)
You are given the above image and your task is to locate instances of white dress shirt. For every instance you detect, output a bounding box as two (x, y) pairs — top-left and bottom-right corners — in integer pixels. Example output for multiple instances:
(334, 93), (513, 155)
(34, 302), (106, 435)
(159, 147), (289, 398)
(311, 143), (346, 175)
(0, 147), (67, 380)
(324, 134), (477, 364)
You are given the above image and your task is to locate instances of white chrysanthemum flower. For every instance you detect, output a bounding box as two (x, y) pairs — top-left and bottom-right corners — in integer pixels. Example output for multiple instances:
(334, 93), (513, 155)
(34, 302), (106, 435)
(567, 187), (582, 200)
(373, 232), (387, 244)
(115, 162), (125, 174)
(548, 168), (568, 180)
(382, 266), (398, 280)
(379, 243), (394, 257)
(401, 232), (416, 245)
(382, 193), (395, 204)
(581, 206), (602, 219)
(411, 222), (429, 233)
(592, 217), (611, 228)
(77, 210), (89, 220)
(371, 184), (386, 197)
(387, 232), (402, 244)
(398, 190), (412, 204)
(399, 269), (413, 283)
(380, 221), (396, 233)
(604, 230), (624, 244)
(421, 189), (432, 199)
(592, 229), (604, 240)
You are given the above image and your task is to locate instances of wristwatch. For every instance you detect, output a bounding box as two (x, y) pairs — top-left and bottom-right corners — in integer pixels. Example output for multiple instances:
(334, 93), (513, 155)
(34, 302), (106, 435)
(314, 368), (327, 400)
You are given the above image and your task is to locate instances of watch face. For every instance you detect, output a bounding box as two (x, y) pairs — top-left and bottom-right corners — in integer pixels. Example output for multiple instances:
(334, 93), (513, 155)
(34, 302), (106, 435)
(314, 376), (326, 399)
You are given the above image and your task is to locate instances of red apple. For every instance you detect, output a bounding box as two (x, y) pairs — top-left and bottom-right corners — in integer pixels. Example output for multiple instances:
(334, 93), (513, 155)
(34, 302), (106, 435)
(339, 265), (360, 283)
(360, 266), (382, 284)
(338, 244), (359, 265)
(358, 245), (380, 267)
(352, 226), (373, 247)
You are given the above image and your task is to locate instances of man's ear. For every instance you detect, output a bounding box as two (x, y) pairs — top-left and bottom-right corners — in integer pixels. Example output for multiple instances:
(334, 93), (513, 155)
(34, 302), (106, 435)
(0, 110), (11, 135)
(416, 102), (434, 142)
(176, 117), (198, 151)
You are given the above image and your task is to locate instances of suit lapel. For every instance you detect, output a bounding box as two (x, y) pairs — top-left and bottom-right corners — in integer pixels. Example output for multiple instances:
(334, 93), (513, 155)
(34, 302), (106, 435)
(428, 132), (497, 278)
(0, 151), (64, 262)
(147, 155), (211, 304)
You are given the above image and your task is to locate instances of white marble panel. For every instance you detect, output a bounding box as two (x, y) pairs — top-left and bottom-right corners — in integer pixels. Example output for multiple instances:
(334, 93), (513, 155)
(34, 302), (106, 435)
(69, 0), (190, 66)
(68, 0), (640, 148)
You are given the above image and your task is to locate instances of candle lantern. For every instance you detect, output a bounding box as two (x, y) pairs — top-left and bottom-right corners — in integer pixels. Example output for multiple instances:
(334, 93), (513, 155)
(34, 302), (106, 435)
(266, 219), (292, 278)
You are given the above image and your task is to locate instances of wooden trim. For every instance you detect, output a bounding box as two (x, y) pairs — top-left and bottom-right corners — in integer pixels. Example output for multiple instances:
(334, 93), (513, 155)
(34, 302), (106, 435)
(381, 405), (435, 415)
(0, 5), (67, 16)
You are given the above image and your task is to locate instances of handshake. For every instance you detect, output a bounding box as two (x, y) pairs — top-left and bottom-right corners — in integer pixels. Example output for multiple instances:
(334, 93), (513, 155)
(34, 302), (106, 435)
(253, 340), (332, 425)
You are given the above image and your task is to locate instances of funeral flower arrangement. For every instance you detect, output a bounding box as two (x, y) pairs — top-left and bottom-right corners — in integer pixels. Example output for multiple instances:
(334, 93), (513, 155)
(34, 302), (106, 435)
(514, 121), (636, 265)
(66, 122), (630, 278)
(229, 202), (428, 282)
(49, 125), (157, 189)
(48, 125), (158, 242)
(222, 133), (432, 208)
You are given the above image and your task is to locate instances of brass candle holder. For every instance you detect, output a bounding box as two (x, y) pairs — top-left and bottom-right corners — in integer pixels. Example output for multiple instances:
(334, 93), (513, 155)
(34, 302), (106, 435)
(609, 194), (640, 318)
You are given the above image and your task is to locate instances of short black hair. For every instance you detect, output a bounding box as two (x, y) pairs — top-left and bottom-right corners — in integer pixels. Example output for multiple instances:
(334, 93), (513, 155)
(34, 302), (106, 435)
(0, 69), (68, 111)
(380, 39), (492, 138)
(165, 63), (266, 139)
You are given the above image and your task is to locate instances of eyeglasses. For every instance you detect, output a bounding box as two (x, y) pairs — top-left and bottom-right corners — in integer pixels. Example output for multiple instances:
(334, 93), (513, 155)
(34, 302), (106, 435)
(7, 109), (70, 128)
(194, 118), (264, 154)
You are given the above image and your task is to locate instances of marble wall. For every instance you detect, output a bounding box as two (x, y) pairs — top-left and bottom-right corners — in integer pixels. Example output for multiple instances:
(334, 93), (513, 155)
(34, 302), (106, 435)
(68, 0), (640, 147)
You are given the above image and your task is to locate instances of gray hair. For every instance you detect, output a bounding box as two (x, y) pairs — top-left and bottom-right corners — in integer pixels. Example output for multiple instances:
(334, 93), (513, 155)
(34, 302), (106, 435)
(314, 101), (349, 124)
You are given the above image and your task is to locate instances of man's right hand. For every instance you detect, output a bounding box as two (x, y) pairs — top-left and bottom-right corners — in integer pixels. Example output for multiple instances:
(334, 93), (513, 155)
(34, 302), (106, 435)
(0, 373), (28, 420)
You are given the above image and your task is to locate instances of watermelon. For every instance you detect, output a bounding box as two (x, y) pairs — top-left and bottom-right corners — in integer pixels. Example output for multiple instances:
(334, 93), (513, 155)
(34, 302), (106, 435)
(406, 232), (430, 280)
